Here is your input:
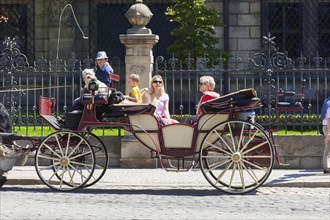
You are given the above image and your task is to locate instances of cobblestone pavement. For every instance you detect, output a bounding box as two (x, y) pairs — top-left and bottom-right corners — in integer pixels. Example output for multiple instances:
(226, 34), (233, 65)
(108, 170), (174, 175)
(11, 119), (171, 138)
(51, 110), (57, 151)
(1, 168), (330, 220)
(0, 186), (329, 220)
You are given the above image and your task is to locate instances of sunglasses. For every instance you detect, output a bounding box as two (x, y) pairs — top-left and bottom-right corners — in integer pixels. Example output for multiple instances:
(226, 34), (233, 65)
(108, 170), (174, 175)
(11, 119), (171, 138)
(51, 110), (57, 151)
(153, 80), (163, 84)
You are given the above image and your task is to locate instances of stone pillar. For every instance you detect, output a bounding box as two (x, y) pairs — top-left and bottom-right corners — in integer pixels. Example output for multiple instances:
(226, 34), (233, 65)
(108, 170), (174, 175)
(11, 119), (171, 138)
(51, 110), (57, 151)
(119, 0), (159, 168)
(120, 34), (159, 94)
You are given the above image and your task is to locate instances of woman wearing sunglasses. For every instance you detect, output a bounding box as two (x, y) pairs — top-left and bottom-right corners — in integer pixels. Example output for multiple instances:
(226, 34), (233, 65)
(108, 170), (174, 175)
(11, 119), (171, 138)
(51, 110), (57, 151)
(141, 75), (178, 125)
(184, 75), (220, 125)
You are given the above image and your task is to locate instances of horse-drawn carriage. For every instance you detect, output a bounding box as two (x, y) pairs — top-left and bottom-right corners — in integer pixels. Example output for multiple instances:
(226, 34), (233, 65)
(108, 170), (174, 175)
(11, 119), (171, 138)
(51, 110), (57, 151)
(30, 85), (276, 194)
(0, 72), (281, 194)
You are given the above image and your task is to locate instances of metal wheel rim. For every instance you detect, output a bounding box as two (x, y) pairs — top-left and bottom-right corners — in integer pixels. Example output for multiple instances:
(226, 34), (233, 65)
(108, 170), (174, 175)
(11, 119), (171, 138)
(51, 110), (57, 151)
(35, 131), (95, 191)
(199, 120), (274, 194)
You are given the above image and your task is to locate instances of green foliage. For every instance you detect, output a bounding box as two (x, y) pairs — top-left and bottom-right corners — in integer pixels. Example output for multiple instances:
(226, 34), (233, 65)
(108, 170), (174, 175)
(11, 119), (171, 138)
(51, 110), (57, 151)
(166, 0), (224, 62)
(13, 126), (124, 137)
(171, 114), (191, 123)
(171, 114), (321, 135)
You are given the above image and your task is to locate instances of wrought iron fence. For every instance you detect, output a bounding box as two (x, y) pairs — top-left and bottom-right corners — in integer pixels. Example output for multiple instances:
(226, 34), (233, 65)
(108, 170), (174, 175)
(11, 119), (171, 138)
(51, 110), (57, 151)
(0, 37), (121, 136)
(155, 33), (329, 132)
(0, 35), (328, 135)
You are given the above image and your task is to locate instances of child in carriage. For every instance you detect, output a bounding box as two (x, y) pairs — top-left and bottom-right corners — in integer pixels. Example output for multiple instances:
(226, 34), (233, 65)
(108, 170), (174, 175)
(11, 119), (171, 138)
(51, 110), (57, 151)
(123, 73), (142, 103)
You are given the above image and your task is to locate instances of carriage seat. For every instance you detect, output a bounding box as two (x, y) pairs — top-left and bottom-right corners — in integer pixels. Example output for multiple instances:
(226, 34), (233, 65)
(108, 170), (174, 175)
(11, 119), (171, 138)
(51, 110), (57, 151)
(81, 89), (124, 105)
(200, 88), (261, 113)
(81, 93), (108, 104)
(275, 79), (305, 112)
(101, 103), (156, 118)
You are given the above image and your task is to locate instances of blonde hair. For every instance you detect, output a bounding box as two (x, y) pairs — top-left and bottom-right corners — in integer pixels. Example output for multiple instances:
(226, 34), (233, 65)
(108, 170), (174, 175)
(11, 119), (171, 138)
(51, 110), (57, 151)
(150, 75), (165, 95)
(129, 73), (140, 83)
(200, 76), (216, 90)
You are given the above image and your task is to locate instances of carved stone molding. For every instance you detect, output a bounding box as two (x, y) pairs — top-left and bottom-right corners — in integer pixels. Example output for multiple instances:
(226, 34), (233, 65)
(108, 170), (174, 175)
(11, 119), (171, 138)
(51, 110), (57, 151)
(130, 64), (145, 75)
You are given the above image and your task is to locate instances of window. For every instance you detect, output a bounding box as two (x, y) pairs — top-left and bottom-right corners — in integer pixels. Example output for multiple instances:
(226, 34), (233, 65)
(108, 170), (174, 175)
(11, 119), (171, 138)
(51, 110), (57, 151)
(0, 1), (34, 62)
(262, 1), (330, 59)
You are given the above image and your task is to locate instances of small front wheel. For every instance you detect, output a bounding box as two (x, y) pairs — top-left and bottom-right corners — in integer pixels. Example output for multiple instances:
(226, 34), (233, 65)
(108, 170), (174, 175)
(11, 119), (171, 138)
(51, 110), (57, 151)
(199, 120), (274, 194)
(35, 131), (95, 191)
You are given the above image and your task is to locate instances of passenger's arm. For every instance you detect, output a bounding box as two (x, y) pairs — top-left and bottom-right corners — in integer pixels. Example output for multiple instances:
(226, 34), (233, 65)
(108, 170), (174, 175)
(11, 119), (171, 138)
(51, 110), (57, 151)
(140, 88), (152, 103)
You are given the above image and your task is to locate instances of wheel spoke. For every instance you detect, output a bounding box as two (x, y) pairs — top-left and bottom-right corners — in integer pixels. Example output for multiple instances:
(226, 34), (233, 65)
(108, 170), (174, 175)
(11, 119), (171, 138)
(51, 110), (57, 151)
(237, 122), (245, 151)
(214, 161), (233, 184)
(237, 162), (245, 189)
(67, 168), (77, 188)
(203, 141), (232, 156)
(227, 124), (236, 151)
(239, 129), (259, 153)
(68, 164), (90, 182)
(205, 158), (231, 172)
(54, 134), (65, 157)
(242, 140), (269, 155)
(42, 143), (62, 159)
(70, 150), (93, 160)
(80, 132), (108, 188)
(37, 154), (61, 161)
(68, 139), (85, 158)
(214, 129), (234, 154)
(65, 133), (71, 156)
(240, 162), (259, 184)
(243, 155), (272, 159)
(242, 158), (269, 172)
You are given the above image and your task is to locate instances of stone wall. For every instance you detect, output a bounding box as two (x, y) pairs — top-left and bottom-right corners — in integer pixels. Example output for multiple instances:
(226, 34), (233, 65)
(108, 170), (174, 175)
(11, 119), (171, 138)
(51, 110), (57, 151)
(21, 134), (325, 169)
(207, 0), (261, 61)
(274, 135), (324, 169)
(34, 0), (89, 61)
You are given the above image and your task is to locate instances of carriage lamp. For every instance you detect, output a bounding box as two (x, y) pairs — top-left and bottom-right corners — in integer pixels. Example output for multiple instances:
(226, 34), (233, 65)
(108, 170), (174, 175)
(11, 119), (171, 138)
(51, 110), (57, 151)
(87, 80), (99, 110)
(88, 80), (99, 92)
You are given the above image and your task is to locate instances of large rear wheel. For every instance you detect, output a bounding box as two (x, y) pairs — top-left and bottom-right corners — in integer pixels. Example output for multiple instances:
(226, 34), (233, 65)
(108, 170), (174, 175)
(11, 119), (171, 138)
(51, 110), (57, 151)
(35, 131), (95, 191)
(199, 120), (274, 194)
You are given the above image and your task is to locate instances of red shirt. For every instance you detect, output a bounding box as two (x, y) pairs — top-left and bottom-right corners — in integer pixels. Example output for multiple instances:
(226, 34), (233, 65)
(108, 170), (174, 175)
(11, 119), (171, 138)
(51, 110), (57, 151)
(196, 91), (220, 115)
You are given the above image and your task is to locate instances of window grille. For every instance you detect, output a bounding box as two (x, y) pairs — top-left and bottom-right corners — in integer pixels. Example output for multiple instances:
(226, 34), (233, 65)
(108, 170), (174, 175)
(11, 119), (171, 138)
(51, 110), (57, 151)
(0, 0), (34, 62)
(262, 0), (330, 59)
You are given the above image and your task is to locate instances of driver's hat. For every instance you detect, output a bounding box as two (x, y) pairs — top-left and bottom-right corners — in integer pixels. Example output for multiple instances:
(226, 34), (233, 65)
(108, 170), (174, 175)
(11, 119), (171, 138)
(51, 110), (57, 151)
(95, 51), (108, 59)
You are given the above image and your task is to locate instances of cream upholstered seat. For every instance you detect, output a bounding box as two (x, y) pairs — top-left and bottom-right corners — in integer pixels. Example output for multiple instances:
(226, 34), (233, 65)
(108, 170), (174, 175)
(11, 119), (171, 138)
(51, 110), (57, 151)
(161, 125), (194, 149)
(195, 113), (230, 152)
(128, 114), (160, 151)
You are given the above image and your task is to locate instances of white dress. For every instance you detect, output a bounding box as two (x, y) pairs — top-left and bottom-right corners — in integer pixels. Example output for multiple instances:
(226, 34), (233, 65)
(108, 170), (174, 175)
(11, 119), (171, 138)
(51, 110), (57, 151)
(154, 93), (169, 118)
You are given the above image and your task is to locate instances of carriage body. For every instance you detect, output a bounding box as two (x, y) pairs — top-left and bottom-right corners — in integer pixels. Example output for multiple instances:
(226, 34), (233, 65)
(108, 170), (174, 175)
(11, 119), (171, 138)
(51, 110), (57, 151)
(36, 88), (276, 194)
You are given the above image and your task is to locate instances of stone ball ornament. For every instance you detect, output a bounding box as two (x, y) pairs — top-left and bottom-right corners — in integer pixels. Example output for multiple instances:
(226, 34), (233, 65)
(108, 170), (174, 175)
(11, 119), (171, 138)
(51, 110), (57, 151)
(125, 0), (153, 27)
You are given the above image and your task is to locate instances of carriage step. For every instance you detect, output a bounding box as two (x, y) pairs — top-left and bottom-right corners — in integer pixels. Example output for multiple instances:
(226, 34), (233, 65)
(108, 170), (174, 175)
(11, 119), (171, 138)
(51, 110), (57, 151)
(278, 162), (290, 166)
(164, 168), (191, 172)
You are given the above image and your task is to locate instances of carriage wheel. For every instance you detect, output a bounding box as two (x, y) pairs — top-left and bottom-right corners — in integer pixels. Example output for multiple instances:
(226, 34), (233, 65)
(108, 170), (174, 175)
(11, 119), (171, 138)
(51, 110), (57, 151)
(35, 131), (95, 191)
(80, 132), (108, 187)
(199, 120), (274, 194)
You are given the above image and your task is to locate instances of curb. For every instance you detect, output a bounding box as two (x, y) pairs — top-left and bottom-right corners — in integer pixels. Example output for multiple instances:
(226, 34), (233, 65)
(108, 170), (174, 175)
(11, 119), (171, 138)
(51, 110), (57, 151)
(3, 178), (329, 188)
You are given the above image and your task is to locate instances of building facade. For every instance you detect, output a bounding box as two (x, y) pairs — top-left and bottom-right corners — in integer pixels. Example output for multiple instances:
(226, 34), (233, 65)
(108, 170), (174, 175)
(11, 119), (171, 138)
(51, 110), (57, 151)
(1, 0), (329, 66)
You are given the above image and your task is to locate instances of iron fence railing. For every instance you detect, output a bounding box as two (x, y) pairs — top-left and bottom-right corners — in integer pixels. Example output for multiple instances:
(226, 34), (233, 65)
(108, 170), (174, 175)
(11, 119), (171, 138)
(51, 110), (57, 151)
(155, 33), (329, 131)
(0, 35), (328, 135)
(0, 37), (121, 136)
